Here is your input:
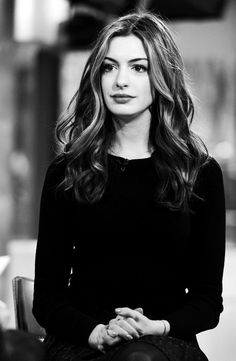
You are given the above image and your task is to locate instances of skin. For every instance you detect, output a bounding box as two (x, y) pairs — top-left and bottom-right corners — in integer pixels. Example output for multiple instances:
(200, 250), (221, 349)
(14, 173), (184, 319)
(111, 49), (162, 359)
(88, 307), (166, 352)
(88, 35), (169, 352)
(101, 34), (153, 159)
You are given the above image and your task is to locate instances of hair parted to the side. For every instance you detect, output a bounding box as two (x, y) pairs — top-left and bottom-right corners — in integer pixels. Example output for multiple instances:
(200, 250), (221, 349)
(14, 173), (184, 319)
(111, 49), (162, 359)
(56, 10), (209, 210)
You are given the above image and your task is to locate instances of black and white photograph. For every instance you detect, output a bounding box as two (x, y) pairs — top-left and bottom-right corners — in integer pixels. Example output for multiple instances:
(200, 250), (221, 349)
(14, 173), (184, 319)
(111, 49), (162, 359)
(0, 1), (235, 360)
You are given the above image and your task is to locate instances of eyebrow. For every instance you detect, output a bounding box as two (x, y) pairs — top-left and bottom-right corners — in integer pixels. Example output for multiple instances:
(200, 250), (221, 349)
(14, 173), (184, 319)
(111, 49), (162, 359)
(104, 57), (149, 63)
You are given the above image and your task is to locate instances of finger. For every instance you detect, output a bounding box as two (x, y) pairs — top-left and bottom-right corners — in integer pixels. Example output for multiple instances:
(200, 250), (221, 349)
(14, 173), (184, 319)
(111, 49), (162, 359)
(106, 328), (118, 338)
(113, 314), (143, 336)
(115, 318), (140, 338)
(115, 307), (140, 320)
(101, 325), (121, 344)
(102, 336), (122, 348)
(108, 322), (134, 341)
(115, 315), (124, 321)
(102, 334), (121, 348)
(124, 317), (144, 336)
(98, 344), (105, 353)
(135, 307), (143, 314)
(102, 325), (117, 339)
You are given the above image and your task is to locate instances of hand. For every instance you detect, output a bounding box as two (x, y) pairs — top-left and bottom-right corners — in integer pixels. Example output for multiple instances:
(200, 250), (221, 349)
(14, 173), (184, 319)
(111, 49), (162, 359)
(113, 307), (165, 337)
(88, 324), (121, 353)
(108, 307), (144, 340)
(88, 308), (144, 352)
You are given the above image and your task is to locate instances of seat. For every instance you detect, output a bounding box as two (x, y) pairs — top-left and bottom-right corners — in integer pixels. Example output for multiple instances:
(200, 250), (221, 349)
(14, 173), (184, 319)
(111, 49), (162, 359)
(12, 276), (46, 341)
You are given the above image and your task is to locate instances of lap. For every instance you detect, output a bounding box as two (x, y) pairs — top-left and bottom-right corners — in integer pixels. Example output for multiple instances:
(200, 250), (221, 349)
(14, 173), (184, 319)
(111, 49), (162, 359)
(44, 334), (208, 361)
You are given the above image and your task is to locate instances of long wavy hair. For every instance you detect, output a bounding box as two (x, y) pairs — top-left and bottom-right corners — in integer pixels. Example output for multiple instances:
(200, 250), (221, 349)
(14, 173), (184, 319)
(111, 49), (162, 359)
(56, 11), (209, 210)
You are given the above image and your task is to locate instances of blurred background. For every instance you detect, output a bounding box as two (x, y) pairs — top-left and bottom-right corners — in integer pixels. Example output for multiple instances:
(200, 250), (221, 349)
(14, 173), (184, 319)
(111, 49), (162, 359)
(0, 0), (235, 359)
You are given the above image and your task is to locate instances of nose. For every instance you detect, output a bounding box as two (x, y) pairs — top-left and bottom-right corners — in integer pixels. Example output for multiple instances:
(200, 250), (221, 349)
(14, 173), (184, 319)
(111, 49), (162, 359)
(115, 67), (129, 88)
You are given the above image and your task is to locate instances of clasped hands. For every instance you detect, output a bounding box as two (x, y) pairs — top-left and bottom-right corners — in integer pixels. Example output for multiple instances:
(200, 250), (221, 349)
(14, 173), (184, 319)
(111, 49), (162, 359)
(88, 307), (164, 353)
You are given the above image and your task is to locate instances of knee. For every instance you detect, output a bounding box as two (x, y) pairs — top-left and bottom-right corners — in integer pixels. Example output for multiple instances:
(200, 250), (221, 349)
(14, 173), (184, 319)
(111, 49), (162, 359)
(112, 342), (168, 361)
(126, 350), (158, 361)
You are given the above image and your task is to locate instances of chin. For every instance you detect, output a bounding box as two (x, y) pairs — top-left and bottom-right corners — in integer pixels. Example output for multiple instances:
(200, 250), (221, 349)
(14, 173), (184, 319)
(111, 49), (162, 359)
(109, 107), (139, 117)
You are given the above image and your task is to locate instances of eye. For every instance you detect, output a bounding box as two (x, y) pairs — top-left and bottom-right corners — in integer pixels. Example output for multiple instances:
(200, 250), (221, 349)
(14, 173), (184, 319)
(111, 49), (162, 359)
(101, 63), (116, 73)
(132, 64), (148, 73)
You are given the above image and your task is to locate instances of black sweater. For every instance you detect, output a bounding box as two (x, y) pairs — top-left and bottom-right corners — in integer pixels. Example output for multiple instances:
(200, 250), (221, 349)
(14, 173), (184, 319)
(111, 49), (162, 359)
(33, 154), (225, 345)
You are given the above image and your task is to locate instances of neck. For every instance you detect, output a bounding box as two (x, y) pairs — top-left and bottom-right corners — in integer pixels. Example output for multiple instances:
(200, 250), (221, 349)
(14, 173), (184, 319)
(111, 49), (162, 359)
(110, 112), (152, 159)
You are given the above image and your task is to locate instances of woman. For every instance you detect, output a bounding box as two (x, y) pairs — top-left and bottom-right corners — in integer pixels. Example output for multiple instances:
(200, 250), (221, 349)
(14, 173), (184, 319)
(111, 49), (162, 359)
(33, 11), (225, 361)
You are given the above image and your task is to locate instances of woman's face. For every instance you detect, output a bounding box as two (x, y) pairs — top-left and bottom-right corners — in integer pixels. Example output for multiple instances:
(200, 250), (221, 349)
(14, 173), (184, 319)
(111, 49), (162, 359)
(101, 35), (153, 121)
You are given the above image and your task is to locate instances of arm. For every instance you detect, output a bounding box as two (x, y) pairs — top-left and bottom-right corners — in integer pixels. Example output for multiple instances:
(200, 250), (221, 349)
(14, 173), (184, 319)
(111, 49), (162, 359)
(165, 157), (226, 338)
(32, 158), (100, 345)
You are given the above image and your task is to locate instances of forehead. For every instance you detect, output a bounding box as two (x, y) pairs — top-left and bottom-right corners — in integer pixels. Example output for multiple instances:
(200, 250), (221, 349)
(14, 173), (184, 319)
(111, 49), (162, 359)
(106, 35), (147, 60)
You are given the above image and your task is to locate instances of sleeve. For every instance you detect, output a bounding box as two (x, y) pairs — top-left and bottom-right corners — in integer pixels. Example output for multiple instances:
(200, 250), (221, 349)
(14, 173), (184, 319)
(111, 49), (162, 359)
(32, 158), (100, 345)
(165, 157), (226, 339)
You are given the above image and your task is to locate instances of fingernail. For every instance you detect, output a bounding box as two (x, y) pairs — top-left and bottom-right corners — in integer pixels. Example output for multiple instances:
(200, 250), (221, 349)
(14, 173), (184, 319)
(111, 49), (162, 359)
(126, 334), (133, 339)
(115, 308), (121, 313)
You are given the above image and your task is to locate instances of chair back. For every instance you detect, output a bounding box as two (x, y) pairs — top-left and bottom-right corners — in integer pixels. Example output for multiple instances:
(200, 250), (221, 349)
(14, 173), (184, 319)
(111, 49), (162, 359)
(12, 276), (46, 340)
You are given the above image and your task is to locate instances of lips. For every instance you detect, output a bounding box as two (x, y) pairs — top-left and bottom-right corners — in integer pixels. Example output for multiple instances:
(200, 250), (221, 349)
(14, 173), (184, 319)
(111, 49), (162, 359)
(111, 94), (136, 104)
(111, 94), (135, 98)
(111, 95), (134, 104)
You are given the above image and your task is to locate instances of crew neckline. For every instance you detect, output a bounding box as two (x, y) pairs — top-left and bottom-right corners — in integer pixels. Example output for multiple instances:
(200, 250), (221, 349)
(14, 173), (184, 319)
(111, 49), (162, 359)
(108, 153), (153, 161)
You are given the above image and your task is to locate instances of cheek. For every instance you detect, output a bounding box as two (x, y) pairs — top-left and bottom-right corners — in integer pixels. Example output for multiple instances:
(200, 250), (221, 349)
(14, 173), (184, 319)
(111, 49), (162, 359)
(101, 78), (106, 96)
(142, 81), (153, 104)
(101, 76), (111, 94)
(138, 77), (151, 93)
(101, 78), (111, 108)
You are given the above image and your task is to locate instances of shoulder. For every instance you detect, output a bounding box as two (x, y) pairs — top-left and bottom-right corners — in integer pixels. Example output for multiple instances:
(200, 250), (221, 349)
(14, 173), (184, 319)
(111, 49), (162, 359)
(43, 154), (67, 189)
(40, 155), (70, 208)
(197, 156), (223, 182)
(194, 155), (224, 199)
(46, 154), (66, 175)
